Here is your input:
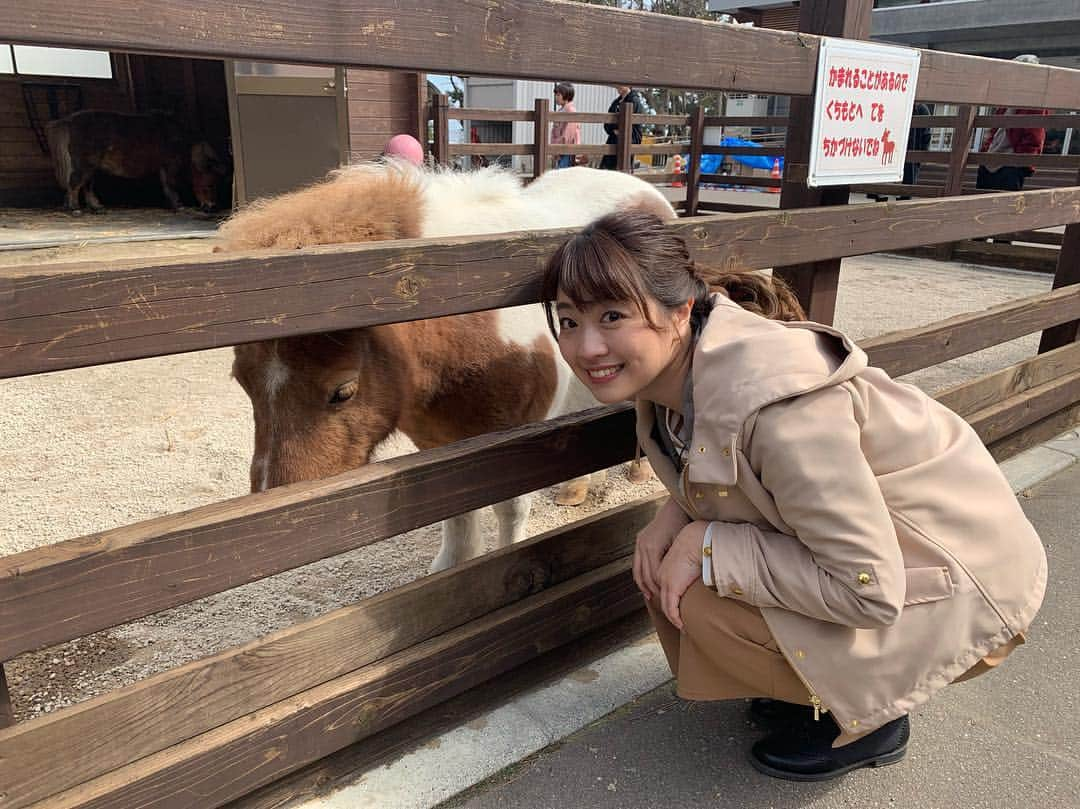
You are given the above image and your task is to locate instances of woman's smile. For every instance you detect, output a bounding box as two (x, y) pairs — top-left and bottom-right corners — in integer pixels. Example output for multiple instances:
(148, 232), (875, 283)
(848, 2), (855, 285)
(585, 363), (625, 383)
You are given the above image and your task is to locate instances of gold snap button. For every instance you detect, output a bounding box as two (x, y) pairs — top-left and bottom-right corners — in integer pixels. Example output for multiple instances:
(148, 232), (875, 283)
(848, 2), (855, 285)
(694, 491), (704, 499)
(716, 489), (728, 497)
(795, 649), (806, 660)
(857, 572), (872, 585)
(732, 587), (744, 596)
(851, 719), (859, 728)
(721, 447), (731, 457)
(698, 446), (706, 454)
(702, 545), (712, 557)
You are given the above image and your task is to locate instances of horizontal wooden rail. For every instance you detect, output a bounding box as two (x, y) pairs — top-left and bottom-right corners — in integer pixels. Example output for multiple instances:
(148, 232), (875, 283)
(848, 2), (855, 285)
(974, 114), (1080, 128)
(910, 115), (966, 128)
(6, 1), (1080, 106)
(862, 285), (1080, 378)
(549, 111), (619, 124)
(43, 558), (642, 809)
(0, 406), (636, 660)
(699, 174), (780, 188)
(937, 341), (1080, 417)
(967, 370), (1080, 445)
(0, 497), (661, 808)
(547, 144), (618, 156)
(902, 150), (1080, 169)
(703, 116), (789, 128)
(6, 190), (1080, 379)
(853, 183), (941, 198)
(447, 109), (533, 122)
(448, 143), (534, 155)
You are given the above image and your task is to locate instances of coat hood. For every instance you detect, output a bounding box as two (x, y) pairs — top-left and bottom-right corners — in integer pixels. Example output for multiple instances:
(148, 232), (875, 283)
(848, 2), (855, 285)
(686, 293), (868, 486)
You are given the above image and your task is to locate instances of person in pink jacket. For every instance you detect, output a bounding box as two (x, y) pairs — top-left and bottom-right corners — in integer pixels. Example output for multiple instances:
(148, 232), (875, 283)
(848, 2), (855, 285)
(550, 82), (581, 169)
(542, 211), (1046, 782)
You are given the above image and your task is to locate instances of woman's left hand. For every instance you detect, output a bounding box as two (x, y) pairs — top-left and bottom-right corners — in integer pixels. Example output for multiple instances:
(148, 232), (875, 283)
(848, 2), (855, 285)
(657, 521), (709, 630)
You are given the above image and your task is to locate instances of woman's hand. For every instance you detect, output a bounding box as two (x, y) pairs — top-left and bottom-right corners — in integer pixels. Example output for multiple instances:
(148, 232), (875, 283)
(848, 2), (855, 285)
(633, 497), (692, 601)
(657, 521), (709, 631)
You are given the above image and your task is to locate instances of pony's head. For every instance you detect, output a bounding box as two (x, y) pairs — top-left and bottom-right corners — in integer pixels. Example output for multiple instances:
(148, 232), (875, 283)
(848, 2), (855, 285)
(219, 163), (424, 490)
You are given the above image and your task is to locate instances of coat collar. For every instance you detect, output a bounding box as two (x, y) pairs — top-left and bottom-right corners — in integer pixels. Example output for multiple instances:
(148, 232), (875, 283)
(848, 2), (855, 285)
(677, 293), (868, 486)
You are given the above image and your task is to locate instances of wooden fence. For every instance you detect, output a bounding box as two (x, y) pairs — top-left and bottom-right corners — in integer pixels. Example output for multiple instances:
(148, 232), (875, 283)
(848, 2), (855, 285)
(0, 0), (1079, 806)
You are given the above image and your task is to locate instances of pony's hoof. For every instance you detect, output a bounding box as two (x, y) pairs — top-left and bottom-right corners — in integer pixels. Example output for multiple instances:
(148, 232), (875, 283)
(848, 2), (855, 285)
(626, 458), (653, 484)
(554, 480), (589, 507)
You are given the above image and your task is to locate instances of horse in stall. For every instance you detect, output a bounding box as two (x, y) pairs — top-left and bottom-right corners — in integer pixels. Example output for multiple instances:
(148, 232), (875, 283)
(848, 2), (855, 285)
(219, 161), (674, 571)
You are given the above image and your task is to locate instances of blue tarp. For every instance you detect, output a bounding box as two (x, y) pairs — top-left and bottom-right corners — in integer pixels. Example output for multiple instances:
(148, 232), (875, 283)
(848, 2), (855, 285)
(683, 137), (781, 173)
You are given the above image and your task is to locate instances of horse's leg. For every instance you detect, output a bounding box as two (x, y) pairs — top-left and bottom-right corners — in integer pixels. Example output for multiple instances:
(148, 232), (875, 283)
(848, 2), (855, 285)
(158, 167), (185, 210)
(84, 179), (105, 213)
(492, 494), (532, 548)
(626, 457), (653, 484)
(430, 510), (484, 573)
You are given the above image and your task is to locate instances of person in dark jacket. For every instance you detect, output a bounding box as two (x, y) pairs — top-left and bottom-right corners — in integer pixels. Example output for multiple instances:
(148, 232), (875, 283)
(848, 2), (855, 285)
(600, 85), (650, 170)
(902, 102), (932, 187)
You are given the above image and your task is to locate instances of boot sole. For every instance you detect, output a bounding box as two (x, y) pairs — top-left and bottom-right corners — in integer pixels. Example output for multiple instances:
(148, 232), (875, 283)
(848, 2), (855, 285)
(749, 742), (908, 782)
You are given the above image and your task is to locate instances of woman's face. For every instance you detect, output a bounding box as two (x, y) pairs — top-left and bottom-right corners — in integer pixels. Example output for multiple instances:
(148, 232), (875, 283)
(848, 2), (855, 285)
(554, 91), (566, 106)
(555, 292), (687, 404)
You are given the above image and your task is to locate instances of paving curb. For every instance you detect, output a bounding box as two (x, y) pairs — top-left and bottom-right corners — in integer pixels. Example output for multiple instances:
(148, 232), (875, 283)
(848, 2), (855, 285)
(298, 427), (1079, 809)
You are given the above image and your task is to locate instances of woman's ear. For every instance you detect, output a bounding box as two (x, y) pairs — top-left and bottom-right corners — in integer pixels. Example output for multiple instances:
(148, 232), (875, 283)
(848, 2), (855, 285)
(676, 298), (694, 329)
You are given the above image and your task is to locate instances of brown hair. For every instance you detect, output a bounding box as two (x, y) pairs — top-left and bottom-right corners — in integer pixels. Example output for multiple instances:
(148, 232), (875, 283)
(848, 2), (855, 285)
(554, 81), (575, 102)
(541, 211), (804, 336)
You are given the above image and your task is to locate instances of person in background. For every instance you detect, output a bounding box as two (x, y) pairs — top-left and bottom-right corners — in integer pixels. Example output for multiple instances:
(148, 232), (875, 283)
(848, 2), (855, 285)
(901, 102), (932, 189)
(600, 85), (650, 170)
(551, 82), (581, 169)
(383, 133), (425, 167)
(976, 55), (1050, 192)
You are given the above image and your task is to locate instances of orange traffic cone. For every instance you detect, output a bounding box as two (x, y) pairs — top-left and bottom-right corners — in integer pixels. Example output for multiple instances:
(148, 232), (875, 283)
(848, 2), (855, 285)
(767, 158), (782, 193)
(672, 153), (684, 188)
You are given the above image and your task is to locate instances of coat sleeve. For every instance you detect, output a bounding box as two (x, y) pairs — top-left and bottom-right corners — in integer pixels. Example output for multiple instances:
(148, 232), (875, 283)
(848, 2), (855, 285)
(708, 385), (906, 628)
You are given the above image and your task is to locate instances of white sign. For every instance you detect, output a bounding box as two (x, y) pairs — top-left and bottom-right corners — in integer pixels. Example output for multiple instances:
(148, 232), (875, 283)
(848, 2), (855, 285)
(808, 38), (922, 187)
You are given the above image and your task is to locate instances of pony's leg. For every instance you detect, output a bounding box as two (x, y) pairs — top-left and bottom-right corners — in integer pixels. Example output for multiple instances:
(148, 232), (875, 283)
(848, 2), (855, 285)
(84, 181), (105, 212)
(492, 494), (532, 548)
(430, 510), (484, 573)
(158, 167), (185, 210)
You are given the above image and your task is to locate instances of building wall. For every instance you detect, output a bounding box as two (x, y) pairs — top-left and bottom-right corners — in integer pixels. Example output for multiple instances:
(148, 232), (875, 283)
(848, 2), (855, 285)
(345, 69), (421, 162)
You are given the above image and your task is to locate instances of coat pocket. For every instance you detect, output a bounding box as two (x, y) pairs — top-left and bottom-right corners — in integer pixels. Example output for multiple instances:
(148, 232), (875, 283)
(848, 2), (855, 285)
(903, 566), (955, 606)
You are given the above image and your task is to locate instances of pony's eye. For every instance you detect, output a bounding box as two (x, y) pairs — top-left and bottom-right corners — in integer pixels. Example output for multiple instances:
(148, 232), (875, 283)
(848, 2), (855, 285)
(329, 379), (359, 405)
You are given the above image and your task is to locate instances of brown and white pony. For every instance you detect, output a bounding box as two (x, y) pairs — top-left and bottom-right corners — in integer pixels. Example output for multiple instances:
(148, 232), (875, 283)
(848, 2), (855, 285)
(220, 161), (674, 571)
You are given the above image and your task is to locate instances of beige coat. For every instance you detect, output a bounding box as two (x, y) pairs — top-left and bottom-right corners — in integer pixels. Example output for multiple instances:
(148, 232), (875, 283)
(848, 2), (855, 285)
(636, 293), (1047, 735)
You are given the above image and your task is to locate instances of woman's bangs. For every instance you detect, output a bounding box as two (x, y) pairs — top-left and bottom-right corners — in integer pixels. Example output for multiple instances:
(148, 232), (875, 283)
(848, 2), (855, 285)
(557, 233), (649, 315)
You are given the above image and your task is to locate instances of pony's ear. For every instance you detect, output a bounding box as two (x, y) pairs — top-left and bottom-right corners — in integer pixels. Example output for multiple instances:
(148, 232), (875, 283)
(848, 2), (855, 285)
(217, 164), (424, 251)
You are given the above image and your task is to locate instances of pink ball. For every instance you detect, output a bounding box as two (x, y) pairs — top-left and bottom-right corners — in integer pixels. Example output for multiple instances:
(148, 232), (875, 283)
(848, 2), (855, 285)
(383, 134), (425, 166)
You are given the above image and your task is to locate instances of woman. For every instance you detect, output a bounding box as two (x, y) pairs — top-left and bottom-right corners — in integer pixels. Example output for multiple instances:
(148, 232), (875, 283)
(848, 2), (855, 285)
(542, 212), (1046, 781)
(551, 81), (581, 169)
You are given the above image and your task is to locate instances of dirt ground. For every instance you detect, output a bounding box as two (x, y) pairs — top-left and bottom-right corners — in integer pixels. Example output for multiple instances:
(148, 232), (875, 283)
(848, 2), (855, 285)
(0, 229), (1052, 722)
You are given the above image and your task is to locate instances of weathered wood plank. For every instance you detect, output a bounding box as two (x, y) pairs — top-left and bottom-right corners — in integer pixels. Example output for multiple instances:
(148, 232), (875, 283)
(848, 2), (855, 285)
(988, 402), (1080, 462)
(0, 497), (661, 808)
(7, 190), (1080, 379)
(448, 109), (534, 122)
(861, 285), (1080, 378)
(936, 342), (1080, 418)
(686, 106), (705, 218)
(449, 143), (533, 156)
(966, 370), (1080, 445)
(39, 558), (642, 809)
(944, 105), (977, 198)
(6, 0), (819, 96)
(1040, 179), (1080, 353)
(0, 406), (635, 661)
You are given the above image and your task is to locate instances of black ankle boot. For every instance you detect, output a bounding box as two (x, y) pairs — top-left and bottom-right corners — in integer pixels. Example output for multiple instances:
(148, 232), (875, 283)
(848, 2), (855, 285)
(750, 714), (910, 781)
(749, 698), (816, 724)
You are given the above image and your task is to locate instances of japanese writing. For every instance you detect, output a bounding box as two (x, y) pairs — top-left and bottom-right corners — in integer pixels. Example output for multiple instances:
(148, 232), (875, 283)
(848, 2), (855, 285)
(827, 67), (909, 93)
(821, 135), (883, 159)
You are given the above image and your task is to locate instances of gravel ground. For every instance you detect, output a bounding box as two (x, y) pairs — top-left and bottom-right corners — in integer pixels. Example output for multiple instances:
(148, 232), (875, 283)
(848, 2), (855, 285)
(0, 235), (1051, 722)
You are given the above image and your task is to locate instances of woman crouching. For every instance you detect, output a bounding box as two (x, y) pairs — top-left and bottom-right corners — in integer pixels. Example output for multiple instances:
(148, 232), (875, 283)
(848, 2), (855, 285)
(542, 211), (1046, 781)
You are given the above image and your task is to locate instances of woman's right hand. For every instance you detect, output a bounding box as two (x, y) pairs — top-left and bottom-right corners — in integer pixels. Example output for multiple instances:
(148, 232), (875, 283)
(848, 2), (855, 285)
(633, 496), (692, 601)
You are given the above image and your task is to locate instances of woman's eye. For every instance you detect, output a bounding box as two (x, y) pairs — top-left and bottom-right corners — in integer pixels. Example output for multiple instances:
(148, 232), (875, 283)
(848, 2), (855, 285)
(329, 379), (359, 405)
(558, 317), (577, 330)
(600, 311), (625, 323)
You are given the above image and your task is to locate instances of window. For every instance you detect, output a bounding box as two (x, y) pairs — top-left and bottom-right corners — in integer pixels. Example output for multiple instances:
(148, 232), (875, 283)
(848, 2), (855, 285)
(0, 45), (112, 79)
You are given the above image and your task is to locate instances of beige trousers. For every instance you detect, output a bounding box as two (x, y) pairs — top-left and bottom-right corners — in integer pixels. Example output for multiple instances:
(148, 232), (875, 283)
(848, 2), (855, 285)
(647, 580), (1021, 743)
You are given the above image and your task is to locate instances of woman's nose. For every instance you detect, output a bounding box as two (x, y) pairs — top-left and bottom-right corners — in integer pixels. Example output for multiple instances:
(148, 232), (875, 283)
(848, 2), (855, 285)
(581, 327), (608, 358)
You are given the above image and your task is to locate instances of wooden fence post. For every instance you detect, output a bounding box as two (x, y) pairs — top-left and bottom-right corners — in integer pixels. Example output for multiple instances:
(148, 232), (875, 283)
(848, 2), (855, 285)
(432, 93), (450, 168)
(616, 96), (634, 173)
(944, 105), (976, 197)
(534, 97), (550, 179)
(1039, 171), (1080, 353)
(686, 106), (705, 216)
(774, 0), (873, 325)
